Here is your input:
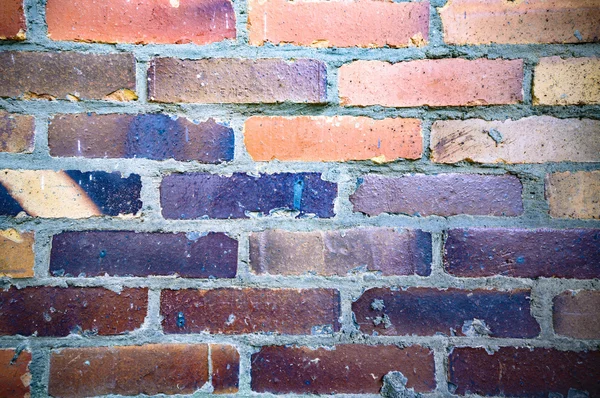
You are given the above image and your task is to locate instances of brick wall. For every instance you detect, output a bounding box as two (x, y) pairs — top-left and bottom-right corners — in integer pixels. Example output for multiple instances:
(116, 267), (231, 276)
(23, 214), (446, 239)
(0, 0), (599, 397)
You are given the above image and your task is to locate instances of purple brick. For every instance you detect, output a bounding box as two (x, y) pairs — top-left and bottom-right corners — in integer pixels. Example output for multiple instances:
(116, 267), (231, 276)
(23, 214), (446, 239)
(160, 173), (337, 219)
(445, 228), (600, 279)
(350, 174), (523, 217)
(50, 231), (238, 278)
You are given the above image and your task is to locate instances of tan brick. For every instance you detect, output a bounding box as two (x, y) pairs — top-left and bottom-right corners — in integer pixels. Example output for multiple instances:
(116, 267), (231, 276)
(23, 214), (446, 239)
(546, 171), (600, 219)
(0, 111), (34, 153)
(0, 229), (34, 278)
(533, 57), (600, 105)
(554, 291), (600, 339)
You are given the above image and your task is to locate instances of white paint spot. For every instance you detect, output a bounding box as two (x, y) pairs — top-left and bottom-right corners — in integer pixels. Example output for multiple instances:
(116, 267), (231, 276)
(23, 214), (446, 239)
(77, 139), (81, 153)
(40, 175), (45, 190)
(185, 127), (189, 142)
(170, 0), (180, 7)
(226, 13), (229, 29)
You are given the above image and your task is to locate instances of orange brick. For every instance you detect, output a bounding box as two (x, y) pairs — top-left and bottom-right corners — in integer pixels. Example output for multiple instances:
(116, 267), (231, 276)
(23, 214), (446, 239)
(0, 229), (34, 278)
(439, 0), (600, 45)
(0, 0), (26, 40)
(546, 171), (600, 219)
(339, 58), (523, 107)
(0, 111), (35, 153)
(244, 116), (422, 162)
(0, 349), (31, 397)
(533, 57), (600, 105)
(248, 0), (429, 48)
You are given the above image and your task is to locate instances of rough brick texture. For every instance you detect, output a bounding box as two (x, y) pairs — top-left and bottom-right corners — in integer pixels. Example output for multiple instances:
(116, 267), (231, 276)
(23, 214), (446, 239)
(553, 290), (600, 339)
(244, 116), (422, 162)
(46, 0), (235, 44)
(339, 59), (523, 107)
(0, 349), (31, 397)
(0, 229), (34, 278)
(533, 57), (600, 105)
(546, 171), (600, 219)
(0, 0), (26, 40)
(0, 111), (35, 153)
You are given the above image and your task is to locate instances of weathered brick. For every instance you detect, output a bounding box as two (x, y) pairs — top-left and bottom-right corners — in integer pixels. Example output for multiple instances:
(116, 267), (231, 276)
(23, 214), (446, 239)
(444, 228), (600, 279)
(161, 288), (340, 334)
(0, 52), (136, 101)
(0, 0), (26, 40)
(431, 117), (600, 164)
(248, 0), (428, 48)
(449, 348), (600, 397)
(251, 345), (435, 394)
(439, 0), (600, 45)
(149, 58), (326, 104)
(0, 349), (31, 397)
(0, 287), (147, 336)
(249, 228), (431, 276)
(0, 170), (142, 218)
(350, 174), (523, 217)
(546, 171), (600, 219)
(244, 116), (422, 162)
(339, 59), (523, 107)
(161, 172), (336, 219)
(554, 290), (600, 339)
(46, 0), (235, 44)
(533, 57), (600, 105)
(0, 111), (34, 153)
(0, 229), (34, 278)
(50, 231), (238, 278)
(211, 344), (240, 394)
(353, 287), (539, 337)
(48, 113), (234, 162)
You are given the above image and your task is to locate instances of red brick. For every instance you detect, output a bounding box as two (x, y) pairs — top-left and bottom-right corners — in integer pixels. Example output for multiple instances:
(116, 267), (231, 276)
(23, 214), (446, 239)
(46, 0), (235, 44)
(533, 57), (600, 105)
(546, 171), (600, 219)
(0, 52), (136, 101)
(553, 290), (600, 339)
(148, 58), (326, 104)
(439, 0), (600, 45)
(353, 287), (539, 338)
(251, 345), (435, 394)
(244, 116), (422, 162)
(0, 0), (26, 40)
(0, 349), (31, 397)
(0, 111), (34, 153)
(249, 228), (431, 276)
(248, 0), (428, 48)
(211, 344), (239, 394)
(449, 347), (600, 397)
(431, 117), (600, 164)
(161, 288), (340, 334)
(350, 174), (523, 217)
(339, 58), (523, 107)
(0, 287), (147, 336)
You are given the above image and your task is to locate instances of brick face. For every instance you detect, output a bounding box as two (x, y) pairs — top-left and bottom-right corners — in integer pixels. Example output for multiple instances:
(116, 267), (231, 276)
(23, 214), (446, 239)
(0, 111), (35, 153)
(546, 171), (600, 219)
(0, 229), (34, 278)
(553, 290), (600, 339)
(0, 0), (26, 40)
(0, 349), (31, 398)
(533, 57), (600, 105)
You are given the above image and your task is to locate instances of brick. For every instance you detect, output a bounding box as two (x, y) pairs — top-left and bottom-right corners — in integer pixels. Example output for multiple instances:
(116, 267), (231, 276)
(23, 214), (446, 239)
(0, 111), (34, 153)
(0, 229), (34, 278)
(0, 170), (142, 218)
(211, 344), (240, 394)
(449, 347), (600, 397)
(339, 58), (523, 107)
(0, 287), (147, 336)
(46, 0), (235, 45)
(48, 344), (234, 396)
(161, 172), (336, 219)
(533, 57), (600, 105)
(439, 0), (600, 45)
(353, 287), (539, 338)
(249, 228), (431, 276)
(50, 231), (238, 278)
(248, 0), (428, 48)
(431, 117), (600, 164)
(350, 174), (523, 217)
(546, 171), (600, 219)
(444, 228), (600, 279)
(0, 349), (31, 397)
(0, 52), (136, 101)
(0, 0), (26, 40)
(251, 345), (435, 394)
(244, 116), (422, 162)
(161, 288), (340, 334)
(48, 113), (234, 162)
(148, 58), (326, 104)
(553, 290), (600, 339)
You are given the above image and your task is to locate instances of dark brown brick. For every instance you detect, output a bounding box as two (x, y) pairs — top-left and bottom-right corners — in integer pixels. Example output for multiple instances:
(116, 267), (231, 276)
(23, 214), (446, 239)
(0, 52), (136, 101)
(350, 174), (523, 217)
(0, 349), (31, 397)
(0, 287), (147, 336)
(449, 347), (600, 397)
(251, 345), (435, 394)
(50, 231), (238, 278)
(353, 287), (539, 338)
(148, 58), (327, 104)
(48, 113), (234, 162)
(0, 0), (26, 40)
(249, 228), (431, 276)
(0, 111), (34, 153)
(445, 229), (600, 279)
(161, 288), (340, 335)
(49, 344), (212, 396)
(554, 290), (600, 339)
(211, 344), (240, 394)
